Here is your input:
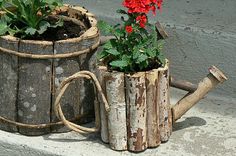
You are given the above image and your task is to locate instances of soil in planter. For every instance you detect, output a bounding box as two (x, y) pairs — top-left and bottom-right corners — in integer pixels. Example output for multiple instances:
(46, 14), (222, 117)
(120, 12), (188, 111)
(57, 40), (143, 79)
(23, 20), (87, 41)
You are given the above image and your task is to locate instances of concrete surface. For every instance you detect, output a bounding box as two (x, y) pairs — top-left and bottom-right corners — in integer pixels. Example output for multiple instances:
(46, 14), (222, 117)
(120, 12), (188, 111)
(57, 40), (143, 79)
(65, 0), (236, 98)
(0, 88), (236, 156)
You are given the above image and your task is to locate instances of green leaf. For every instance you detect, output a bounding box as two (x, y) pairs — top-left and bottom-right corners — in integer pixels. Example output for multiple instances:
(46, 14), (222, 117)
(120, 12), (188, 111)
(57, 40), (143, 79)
(106, 49), (120, 56)
(157, 39), (164, 51)
(0, 20), (8, 35)
(121, 54), (131, 62)
(0, 0), (63, 38)
(132, 47), (140, 60)
(136, 54), (148, 64)
(103, 40), (114, 49)
(37, 20), (50, 34)
(97, 20), (113, 34)
(147, 48), (156, 58)
(158, 52), (165, 66)
(139, 60), (149, 70)
(98, 50), (109, 59)
(109, 60), (129, 68)
(25, 27), (37, 35)
(113, 28), (124, 38)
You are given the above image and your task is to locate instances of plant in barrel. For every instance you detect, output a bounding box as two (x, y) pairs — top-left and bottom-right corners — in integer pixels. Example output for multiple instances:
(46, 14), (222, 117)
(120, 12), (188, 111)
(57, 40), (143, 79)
(0, 0), (100, 136)
(0, 0), (63, 38)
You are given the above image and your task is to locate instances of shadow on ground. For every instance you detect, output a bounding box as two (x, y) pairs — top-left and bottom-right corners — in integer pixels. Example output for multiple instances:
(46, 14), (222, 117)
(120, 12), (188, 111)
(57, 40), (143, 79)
(173, 116), (207, 131)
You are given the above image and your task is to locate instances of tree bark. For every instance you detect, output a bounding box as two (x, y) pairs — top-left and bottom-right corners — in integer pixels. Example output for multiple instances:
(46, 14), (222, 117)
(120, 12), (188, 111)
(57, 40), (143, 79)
(146, 70), (161, 147)
(0, 36), (18, 132)
(96, 66), (109, 143)
(158, 65), (172, 142)
(18, 40), (53, 135)
(105, 72), (127, 151)
(126, 72), (147, 152)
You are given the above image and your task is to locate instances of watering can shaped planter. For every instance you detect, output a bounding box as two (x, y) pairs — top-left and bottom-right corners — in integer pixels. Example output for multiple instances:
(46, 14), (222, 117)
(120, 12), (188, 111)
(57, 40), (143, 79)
(54, 61), (227, 152)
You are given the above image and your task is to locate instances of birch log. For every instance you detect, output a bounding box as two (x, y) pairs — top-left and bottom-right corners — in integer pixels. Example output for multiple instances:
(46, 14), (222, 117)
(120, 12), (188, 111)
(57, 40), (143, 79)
(158, 63), (172, 142)
(105, 72), (127, 151)
(0, 36), (18, 132)
(96, 66), (109, 143)
(146, 70), (161, 147)
(126, 72), (147, 152)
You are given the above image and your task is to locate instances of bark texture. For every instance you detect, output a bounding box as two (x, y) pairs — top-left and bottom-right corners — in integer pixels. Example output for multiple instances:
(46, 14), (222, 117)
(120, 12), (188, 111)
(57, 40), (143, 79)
(158, 64), (172, 142)
(18, 40), (53, 135)
(146, 70), (161, 147)
(105, 72), (127, 151)
(126, 72), (147, 152)
(96, 66), (109, 143)
(0, 6), (99, 135)
(0, 36), (18, 132)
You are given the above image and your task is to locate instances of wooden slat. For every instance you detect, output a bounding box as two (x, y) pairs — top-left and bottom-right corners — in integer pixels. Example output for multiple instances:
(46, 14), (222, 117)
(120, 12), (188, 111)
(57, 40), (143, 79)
(146, 70), (161, 147)
(105, 72), (127, 151)
(78, 52), (96, 123)
(96, 66), (109, 143)
(0, 36), (19, 132)
(158, 65), (172, 142)
(51, 35), (99, 132)
(126, 72), (147, 152)
(51, 43), (81, 132)
(18, 40), (53, 135)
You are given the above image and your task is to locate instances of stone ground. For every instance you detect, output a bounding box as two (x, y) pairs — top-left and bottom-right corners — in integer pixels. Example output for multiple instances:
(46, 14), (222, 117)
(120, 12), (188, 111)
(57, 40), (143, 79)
(1, 0), (236, 155)
(0, 88), (236, 156)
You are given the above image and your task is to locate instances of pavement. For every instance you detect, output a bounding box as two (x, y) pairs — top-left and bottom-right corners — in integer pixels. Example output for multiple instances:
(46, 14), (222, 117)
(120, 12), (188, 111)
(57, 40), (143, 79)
(0, 88), (236, 156)
(1, 0), (236, 155)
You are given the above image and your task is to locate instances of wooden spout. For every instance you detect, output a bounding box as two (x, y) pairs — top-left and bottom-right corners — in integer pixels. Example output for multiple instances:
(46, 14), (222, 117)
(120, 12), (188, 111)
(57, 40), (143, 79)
(172, 66), (227, 122)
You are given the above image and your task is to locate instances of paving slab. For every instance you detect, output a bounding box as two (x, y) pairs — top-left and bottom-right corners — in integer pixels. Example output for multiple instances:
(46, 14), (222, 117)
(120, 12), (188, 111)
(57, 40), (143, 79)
(0, 88), (235, 156)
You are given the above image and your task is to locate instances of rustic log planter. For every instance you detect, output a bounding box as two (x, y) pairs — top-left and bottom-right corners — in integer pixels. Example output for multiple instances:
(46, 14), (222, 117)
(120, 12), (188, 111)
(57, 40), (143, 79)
(97, 60), (172, 152)
(0, 5), (99, 136)
(96, 58), (228, 152)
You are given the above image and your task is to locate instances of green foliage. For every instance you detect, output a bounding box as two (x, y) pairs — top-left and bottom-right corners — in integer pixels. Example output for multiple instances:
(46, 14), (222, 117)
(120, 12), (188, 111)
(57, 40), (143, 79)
(0, 0), (63, 38)
(98, 13), (165, 72)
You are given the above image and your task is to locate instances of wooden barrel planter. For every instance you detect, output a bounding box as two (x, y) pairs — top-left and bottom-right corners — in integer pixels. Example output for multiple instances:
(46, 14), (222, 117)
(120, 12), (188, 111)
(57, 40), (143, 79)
(0, 5), (99, 136)
(97, 59), (172, 152)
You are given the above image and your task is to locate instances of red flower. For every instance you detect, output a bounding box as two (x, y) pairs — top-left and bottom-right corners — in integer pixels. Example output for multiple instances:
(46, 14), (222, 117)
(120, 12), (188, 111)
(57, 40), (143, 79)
(157, 0), (163, 10)
(150, 5), (156, 15)
(136, 15), (147, 28)
(125, 25), (133, 33)
(123, 0), (163, 14)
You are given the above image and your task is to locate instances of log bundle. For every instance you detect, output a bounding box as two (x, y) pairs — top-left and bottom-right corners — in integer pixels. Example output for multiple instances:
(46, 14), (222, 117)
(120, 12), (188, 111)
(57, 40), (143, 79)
(97, 60), (172, 152)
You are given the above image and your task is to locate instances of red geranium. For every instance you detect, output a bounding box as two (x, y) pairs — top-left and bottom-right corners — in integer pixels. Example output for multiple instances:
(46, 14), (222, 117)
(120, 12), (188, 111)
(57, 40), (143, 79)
(123, 0), (163, 14)
(125, 25), (133, 33)
(123, 0), (163, 28)
(136, 15), (147, 28)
